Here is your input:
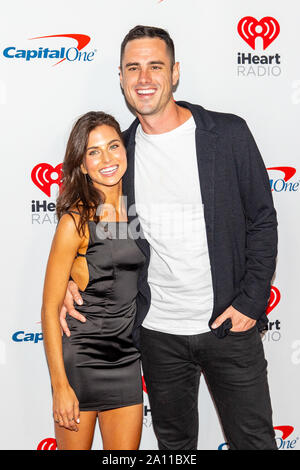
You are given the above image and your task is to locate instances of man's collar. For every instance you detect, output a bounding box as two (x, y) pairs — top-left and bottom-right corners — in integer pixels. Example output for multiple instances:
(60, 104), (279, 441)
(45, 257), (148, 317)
(123, 100), (216, 145)
(175, 101), (216, 132)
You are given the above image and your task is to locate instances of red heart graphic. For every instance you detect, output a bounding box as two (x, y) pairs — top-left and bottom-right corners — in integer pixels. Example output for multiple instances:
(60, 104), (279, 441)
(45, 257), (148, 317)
(237, 16), (280, 50)
(266, 286), (281, 315)
(31, 163), (63, 197)
(37, 437), (57, 450)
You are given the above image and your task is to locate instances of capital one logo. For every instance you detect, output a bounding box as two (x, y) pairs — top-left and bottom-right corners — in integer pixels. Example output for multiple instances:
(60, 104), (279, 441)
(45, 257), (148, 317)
(274, 426), (299, 450)
(267, 166), (299, 193)
(31, 163), (63, 197)
(218, 425), (298, 450)
(3, 34), (95, 66)
(238, 16), (280, 50)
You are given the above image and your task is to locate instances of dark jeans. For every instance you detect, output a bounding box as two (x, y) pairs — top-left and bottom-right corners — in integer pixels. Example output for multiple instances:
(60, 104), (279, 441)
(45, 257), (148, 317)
(140, 325), (277, 450)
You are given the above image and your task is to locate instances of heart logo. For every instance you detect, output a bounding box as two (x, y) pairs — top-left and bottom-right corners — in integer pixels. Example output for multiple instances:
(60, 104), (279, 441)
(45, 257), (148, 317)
(237, 16), (280, 50)
(31, 163), (63, 197)
(266, 286), (281, 315)
(37, 437), (57, 450)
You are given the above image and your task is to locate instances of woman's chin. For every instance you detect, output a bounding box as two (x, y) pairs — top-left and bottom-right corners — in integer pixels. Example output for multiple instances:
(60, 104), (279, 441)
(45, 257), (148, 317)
(93, 175), (123, 189)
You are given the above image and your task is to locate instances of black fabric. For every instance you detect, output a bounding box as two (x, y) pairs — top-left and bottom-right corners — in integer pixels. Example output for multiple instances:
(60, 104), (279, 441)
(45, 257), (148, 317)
(140, 326), (277, 450)
(122, 101), (278, 347)
(62, 220), (145, 411)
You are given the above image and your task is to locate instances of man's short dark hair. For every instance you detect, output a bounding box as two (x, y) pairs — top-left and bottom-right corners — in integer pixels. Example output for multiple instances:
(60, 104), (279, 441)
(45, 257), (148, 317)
(120, 25), (175, 68)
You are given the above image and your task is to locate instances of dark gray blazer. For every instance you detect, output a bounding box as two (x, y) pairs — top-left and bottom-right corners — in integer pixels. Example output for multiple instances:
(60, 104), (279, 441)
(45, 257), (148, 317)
(122, 101), (278, 347)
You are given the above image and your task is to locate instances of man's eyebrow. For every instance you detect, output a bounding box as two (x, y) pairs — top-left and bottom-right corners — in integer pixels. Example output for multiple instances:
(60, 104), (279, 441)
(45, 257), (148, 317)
(149, 60), (165, 65)
(125, 60), (165, 67)
(86, 139), (120, 150)
(125, 62), (139, 68)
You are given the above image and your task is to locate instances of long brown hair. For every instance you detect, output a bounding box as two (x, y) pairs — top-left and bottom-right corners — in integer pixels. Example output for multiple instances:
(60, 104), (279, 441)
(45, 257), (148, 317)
(56, 111), (123, 236)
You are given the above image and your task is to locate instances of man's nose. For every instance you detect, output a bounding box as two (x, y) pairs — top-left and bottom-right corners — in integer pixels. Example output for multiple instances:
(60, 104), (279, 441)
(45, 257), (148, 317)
(138, 67), (151, 84)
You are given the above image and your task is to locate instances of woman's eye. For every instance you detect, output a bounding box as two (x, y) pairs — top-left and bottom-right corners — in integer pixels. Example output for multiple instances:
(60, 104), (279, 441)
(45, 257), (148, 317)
(110, 145), (119, 150)
(88, 150), (98, 156)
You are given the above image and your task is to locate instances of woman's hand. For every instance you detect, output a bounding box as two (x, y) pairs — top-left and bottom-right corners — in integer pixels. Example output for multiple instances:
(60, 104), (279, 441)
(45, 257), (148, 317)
(53, 384), (80, 432)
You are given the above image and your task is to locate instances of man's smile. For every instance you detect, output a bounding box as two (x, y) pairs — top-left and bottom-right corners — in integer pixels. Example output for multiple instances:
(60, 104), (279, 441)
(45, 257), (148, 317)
(135, 88), (157, 98)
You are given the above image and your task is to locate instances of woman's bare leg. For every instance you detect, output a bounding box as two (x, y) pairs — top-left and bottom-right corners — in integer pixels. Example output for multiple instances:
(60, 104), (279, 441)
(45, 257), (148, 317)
(55, 411), (97, 450)
(98, 404), (143, 450)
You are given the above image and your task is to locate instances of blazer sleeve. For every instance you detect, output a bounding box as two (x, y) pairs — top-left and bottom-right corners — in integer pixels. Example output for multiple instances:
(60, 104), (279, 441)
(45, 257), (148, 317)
(231, 119), (278, 320)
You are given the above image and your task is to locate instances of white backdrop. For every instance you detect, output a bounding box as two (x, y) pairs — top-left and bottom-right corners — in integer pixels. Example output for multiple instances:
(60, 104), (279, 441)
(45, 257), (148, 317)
(0, 0), (299, 450)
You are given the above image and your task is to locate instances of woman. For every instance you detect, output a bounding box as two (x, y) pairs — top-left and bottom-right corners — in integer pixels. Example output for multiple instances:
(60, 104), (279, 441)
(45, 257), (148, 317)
(41, 111), (145, 450)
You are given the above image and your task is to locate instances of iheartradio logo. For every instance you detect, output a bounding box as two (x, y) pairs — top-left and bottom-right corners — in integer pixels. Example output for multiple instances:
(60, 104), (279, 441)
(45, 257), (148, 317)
(238, 16), (280, 50)
(266, 286), (281, 315)
(263, 286), (282, 342)
(142, 375), (148, 394)
(31, 163), (63, 197)
(31, 162), (62, 225)
(236, 16), (281, 78)
(37, 437), (57, 450)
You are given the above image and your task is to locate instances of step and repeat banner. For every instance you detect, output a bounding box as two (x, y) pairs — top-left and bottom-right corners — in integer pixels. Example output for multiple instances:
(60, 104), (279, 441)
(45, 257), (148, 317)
(0, 0), (299, 450)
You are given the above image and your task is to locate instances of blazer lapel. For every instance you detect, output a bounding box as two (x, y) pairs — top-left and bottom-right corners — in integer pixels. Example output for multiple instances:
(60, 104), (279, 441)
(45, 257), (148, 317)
(195, 127), (217, 285)
(122, 120), (150, 259)
(123, 141), (135, 214)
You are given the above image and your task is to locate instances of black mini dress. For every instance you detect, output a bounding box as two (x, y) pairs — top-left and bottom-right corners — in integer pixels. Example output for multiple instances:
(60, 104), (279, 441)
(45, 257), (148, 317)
(62, 212), (146, 411)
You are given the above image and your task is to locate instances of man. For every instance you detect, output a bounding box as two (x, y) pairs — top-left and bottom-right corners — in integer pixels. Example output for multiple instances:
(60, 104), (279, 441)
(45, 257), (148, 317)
(60, 25), (278, 450)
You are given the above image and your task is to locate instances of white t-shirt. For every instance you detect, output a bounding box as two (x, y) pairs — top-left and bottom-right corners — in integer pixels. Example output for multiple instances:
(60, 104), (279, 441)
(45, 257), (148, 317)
(134, 116), (213, 335)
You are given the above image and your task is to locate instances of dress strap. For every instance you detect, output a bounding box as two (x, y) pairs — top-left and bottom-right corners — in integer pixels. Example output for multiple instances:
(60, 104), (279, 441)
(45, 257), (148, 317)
(66, 210), (81, 215)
